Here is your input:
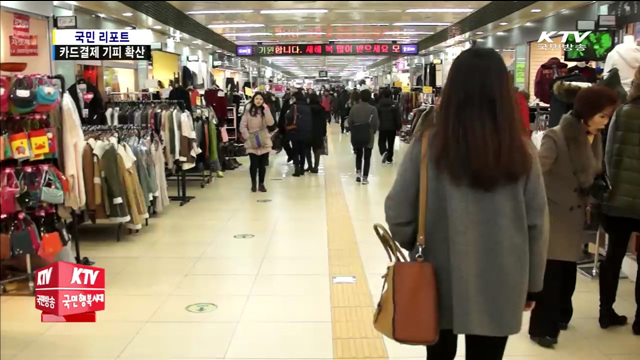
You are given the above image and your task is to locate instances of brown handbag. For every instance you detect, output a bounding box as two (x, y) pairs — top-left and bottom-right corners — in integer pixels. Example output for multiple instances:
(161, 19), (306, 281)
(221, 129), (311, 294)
(373, 131), (439, 345)
(1, 233), (11, 260)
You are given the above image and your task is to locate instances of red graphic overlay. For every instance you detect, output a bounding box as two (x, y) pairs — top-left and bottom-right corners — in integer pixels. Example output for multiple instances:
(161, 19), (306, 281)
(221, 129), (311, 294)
(35, 261), (105, 322)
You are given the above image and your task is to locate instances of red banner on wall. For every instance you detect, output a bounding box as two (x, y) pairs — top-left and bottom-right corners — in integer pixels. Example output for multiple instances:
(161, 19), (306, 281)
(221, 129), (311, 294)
(12, 13), (30, 38)
(9, 35), (38, 56)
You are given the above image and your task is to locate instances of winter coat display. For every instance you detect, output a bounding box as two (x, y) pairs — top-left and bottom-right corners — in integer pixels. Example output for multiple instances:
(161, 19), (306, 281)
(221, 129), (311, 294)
(599, 68), (628, 104)
(94, 140), (130, 223)
(385, 133), (549, 336)
(603, 98), (640, 220)
(204, 88), (228, 122)
(61, 93), (86, 210)
(549, 80), (585, 128)
(567, 65), (597, 83)
(348, 102), (380, 148)
(239, 104), (275, 155)
(538, 113), (603, 262)
(67, 81), (105, 125)
(169, 86), (192, 113)
(376, 98), (401, 131)
(604, 42), (640, 93)
(309, 104), (327, 148)
(534, 57), (569, 104)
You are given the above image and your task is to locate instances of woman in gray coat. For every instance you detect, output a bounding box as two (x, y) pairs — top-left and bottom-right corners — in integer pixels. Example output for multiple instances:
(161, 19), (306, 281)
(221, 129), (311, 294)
(529, 86), (618, 348)
(385, 48), (549, 360)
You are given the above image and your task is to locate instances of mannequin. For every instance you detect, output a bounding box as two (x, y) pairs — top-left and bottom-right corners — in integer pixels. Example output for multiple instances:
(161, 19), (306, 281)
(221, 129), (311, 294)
(604, 35), (640, 92)
(568, 61), (597, 83)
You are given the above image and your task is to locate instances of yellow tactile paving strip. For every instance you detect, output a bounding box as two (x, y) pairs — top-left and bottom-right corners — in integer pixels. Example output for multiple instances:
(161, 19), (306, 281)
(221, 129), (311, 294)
(325, 135), (389, 360)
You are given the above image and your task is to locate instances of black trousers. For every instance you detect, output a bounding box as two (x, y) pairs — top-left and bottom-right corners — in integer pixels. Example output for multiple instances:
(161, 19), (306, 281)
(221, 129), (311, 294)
(249, 153), (268, 186)
(307, 145), (322, 169)
(282, 134), (293, 160)
(340, 114), (348, 133)
(600, 214), (640, 318)
(378, 129), (397, 162)
(292, 140), (310, 170)
(427, 329), (508, 360)
(529, 260), (577, 338)
(354, 147), (372, 177)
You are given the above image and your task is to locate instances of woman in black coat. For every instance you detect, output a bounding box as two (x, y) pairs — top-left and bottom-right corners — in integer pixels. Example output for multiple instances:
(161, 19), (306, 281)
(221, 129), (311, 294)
(307, 93), (327, 173)
(337, 89), (350, 133)
(277, 92), (293, 162)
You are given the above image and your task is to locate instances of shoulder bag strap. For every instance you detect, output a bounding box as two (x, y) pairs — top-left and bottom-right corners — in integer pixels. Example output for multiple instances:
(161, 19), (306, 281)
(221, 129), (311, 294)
(416, 131), (429, 260)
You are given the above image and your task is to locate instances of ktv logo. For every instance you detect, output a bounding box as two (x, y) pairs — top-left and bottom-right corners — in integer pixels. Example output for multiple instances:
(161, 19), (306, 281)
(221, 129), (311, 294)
(35, 261), (105, 322)
(537, 31), (592, 43)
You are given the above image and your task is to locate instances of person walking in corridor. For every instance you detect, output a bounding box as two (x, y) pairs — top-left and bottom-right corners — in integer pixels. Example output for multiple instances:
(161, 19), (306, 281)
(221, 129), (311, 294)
(349, 89), (379, 185)
(599, 68), (640, 336)
(529, 86), (618, 348)
(286, 91), (313, 177)
(385, 47), (549, 360)
(308, 93), (327, 173)
(377, 88), (401, 164)
(239, 92), (275, 193)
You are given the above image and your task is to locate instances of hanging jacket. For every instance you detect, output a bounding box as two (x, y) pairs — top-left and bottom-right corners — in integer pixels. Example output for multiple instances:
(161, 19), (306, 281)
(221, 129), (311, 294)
(604, 43), (640, 93)
(67, 81), (105, 125)
(534, 57), (569, 104)
(204, 88), (228, 121)
(603, 97), (640, 220)
(377, 98), (401, 131)
(599, 68), (628, 104)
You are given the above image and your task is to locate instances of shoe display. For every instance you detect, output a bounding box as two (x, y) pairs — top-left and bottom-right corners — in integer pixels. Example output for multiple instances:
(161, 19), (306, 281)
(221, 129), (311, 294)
(258, 184), (267, 192)
(599, 309), (628, 329)
(530, 336), (557, 348)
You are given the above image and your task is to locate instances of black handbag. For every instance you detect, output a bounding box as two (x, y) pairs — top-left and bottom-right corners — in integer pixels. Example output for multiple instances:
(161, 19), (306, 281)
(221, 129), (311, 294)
(10, 216), (38, 255)
(55, 220), (72, 246)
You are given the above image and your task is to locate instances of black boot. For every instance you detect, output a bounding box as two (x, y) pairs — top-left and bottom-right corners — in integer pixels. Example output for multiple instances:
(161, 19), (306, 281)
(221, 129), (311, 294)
(293, 167), (301, 177)
(530, 336), (557, 348)
(599, 308), (628, 329)
(633, 318), (639, 335)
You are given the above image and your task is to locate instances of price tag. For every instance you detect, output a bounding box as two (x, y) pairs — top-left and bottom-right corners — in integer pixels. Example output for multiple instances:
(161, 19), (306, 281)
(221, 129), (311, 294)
(422, 86), (433, 93)
(82, 109), (89, 118)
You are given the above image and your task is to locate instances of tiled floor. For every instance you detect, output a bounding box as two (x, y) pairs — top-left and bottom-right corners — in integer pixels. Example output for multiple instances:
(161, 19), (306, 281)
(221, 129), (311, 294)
(1, 125), (638, 359)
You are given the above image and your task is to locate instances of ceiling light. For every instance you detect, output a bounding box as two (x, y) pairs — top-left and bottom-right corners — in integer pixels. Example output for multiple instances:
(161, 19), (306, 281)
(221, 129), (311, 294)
(208, 24), (265, 28)
(223, 33), (273, 37)
(476, 38), (485, 42)
(97, 13), (106, 18)
(331, 23), (389, 26)
(206, 45), (213, 48)
(122, 12), (133, 16)
(124, 27), (133, 30)
(65, 1), (78, 5)
(475, 31), (484, 34)
(393, 22), (450, 26)
(383, 31), (433, 35)
(496, 32), (506, 35)
(502, 49), (516, 52)
(153, 25), (162, 29)
(187, 10), (254, 14)
(260, 9), (328, 14)
(192, 40), (201, 44)
(406, 8), (474, 13)
(524, 22), (535, 26)
(531, 9), (542, 13)
(275, 32), (326, 36)
(499, 22), (508, 25)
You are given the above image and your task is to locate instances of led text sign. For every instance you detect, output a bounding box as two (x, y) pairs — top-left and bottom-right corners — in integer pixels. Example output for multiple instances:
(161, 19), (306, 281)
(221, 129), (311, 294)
(236, 43), (419, 57)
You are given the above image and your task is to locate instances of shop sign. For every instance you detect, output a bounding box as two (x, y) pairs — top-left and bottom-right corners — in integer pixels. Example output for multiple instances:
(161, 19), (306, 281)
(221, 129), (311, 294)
(52, 29), (152, 61)
(318, 70), (328, 78)
(238, 43), (418, 57)
(13, 13), (30, 37)
(422, 86), (432, 94)
(9, 35), (38, 56)
(55, 16), (78, 29)
(187, 55), (199, 62)
(401, 85), (411, 93)
(515, 61), (526, 89)
(393, 81), (403, 87)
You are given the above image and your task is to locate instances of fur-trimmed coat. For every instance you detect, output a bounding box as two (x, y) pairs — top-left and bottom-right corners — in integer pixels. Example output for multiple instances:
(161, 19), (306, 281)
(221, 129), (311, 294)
(538, 113), (603, 262)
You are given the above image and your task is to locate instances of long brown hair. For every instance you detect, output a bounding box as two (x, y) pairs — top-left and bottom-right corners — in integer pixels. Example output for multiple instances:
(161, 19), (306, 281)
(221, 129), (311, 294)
(429, 47), (532, 191)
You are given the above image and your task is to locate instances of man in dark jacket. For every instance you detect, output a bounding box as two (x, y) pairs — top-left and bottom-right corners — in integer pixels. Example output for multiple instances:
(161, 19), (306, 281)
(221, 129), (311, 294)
(286, 91), (313, 176)
(376, 88), (401, 163)
(599, 80), (640, 335)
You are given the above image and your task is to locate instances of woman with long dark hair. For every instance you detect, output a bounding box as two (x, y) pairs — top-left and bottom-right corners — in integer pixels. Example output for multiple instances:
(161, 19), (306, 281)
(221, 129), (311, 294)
(239, 92), (275, 192)
(385, 47), (549, 359)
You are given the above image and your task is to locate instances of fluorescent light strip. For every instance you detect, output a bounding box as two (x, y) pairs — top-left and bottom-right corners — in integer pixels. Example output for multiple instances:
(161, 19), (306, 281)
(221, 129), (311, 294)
(260, 9), (328, 14)
(406, 8), (474, 13)
(393, 22), (450, 26)
(275, 32), (326, 36)
(153, 25), (162, 29)
(187, 10), (254, 14)
(209, 24), (265, 28)
(383, 31), (433, 35)
(331, 23), (388, 26)
(223, 33), (273, 37)
(378, 38), (419, 42)
(328, 39), (370, 42)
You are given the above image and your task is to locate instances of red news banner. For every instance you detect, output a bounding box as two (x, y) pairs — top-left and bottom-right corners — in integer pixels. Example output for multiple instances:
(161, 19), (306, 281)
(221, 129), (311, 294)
(35, 261), (105, 322)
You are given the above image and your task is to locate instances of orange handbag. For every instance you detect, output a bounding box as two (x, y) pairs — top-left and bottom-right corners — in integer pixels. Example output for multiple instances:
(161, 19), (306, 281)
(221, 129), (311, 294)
(372, 131), (439, 345)
(37, 220), (63, 262)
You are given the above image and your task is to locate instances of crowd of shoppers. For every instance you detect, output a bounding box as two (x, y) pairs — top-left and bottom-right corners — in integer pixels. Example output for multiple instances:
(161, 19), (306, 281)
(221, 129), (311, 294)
(383, 47), (639, 360)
